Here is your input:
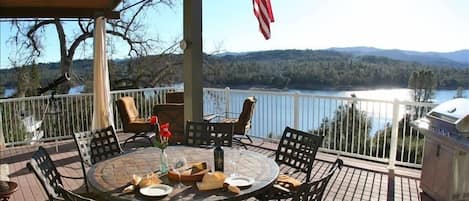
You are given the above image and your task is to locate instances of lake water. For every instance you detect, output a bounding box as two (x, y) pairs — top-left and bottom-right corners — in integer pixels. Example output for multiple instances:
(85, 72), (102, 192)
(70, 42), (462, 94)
(295, 88), (467, 104)
(3, 85), (85, 97)
(3, 85), (467, 138)
(4, 85), (466, 104)
(220, 88), (468, 138)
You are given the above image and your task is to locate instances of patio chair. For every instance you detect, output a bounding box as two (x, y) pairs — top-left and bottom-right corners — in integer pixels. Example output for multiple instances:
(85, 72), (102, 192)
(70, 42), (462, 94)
(116, 96), (155, 146)
(88, 126), (124, 164)
(58, 185), (95, 201)
(185, 121), (234, 147)
(166, 91), (184, 103)
(20, 113), (44, 144)
(153, 104), (185, 144)
(292, 159), (343, 201)
(72, 126), (123, 192)
(255, 127), (324, 200)
(26, 146), (87, 201)
(221, 96), (256, 145)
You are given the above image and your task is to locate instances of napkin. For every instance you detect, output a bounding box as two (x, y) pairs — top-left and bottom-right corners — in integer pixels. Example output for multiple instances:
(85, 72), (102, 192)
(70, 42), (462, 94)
(276, 174), (303, 189)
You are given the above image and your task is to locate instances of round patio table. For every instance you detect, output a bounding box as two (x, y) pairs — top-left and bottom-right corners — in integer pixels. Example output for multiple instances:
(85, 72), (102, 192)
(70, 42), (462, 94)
(87, 146), (279, 201)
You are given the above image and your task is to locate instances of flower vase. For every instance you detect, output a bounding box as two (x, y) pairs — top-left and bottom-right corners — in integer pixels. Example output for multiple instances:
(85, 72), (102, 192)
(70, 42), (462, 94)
(159, 149), (169, 174)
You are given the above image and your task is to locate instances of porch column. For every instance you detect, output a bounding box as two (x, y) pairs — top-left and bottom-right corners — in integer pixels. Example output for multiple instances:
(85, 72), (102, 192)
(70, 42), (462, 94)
(183, 0), (203, 122)
(0, 107), (4, 149)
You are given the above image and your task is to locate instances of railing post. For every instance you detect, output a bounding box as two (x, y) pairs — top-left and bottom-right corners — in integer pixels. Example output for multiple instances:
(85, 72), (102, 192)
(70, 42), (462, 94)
(224, 87), (230, 118)
(0, 105), (4, 149)
(388, 99), (400, 170)
(293, 91), (300, 129)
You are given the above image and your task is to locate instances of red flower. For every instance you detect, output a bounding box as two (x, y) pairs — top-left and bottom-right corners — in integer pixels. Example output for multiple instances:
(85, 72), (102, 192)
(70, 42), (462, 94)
(160, 123), (172, 138)
(150, 116), (158, 125)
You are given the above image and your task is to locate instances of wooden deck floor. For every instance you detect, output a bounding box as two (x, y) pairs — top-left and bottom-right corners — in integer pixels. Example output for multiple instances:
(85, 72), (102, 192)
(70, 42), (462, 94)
(0, 133), (432, 201)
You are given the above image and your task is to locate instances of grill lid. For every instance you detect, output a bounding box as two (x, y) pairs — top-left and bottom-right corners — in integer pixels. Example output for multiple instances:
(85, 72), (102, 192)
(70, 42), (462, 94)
(427, 98), (469, 133)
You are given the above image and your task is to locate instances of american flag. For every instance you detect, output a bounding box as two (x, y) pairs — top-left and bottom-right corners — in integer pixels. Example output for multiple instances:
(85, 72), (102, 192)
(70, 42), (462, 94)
(253, 0), (275, 40)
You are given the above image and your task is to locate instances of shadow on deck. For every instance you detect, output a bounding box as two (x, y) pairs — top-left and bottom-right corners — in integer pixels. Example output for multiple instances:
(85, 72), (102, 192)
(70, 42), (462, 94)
(0, 133), (432, 201)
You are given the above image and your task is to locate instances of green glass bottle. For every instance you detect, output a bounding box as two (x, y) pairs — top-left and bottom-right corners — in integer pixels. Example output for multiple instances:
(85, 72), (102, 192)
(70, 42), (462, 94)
(214, 142), (224, 172)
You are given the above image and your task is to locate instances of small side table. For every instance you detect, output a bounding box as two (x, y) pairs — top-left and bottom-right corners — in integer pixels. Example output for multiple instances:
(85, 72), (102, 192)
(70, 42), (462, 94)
(0, 181), (18, 201)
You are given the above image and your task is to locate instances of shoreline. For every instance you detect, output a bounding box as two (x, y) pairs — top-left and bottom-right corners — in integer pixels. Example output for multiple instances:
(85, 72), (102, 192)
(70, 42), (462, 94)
(207, 83), (465, 92)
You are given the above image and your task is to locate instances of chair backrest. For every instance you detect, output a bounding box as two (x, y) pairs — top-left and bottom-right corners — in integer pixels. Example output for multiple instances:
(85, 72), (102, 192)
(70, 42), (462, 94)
(207, 122), (234, 147)
(185, 121), (210, 146)
(27, 146), (63, 201)
(153, 104), (185, 144)
(58, 185), (95, 201)
(116, 96), (139, 131)
(72, 131), (94, 192)
(275, 127), (324, 181)
(166, 92), (184, 103)
(185, 121), (234, 147)
(234, 96), (256, 134)
(89, 126), (123, 164)
(294, 159), (343, 201)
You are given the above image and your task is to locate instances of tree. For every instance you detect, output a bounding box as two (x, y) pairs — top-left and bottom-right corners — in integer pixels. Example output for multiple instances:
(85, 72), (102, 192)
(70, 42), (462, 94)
(408, 70), (436, 103)
(9, 0), (177, 93)
(13, 63), (41, 97)
(374, 114), (425, 163)
(454, 86), (466, 98)
(313, 96), (372, 155)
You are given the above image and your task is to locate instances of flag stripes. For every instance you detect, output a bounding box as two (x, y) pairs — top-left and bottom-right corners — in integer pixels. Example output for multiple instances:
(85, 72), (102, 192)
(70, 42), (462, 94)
(253, 0), (274, 40)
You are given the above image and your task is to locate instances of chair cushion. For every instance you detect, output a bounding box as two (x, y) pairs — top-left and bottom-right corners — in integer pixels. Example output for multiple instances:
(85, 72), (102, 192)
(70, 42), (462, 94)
(120, 97), (140, 121)
(276, 174), (303, 190)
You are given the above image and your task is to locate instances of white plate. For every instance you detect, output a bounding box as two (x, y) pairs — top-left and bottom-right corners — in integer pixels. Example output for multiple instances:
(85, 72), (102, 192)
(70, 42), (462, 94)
(225, 176), (255, 187)
(140, 184), (173, 197)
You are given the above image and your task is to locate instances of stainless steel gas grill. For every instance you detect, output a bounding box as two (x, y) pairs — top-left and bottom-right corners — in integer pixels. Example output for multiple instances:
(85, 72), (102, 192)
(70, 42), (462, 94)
(412, 98), (469, 201)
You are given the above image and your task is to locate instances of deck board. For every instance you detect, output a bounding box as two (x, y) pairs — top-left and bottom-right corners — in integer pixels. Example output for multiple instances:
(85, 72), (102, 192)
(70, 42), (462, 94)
(0, 133), (430, 201)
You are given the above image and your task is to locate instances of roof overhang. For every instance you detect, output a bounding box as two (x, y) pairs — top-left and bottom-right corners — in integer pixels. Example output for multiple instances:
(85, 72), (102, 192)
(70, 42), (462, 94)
(0, 0), (122, 19)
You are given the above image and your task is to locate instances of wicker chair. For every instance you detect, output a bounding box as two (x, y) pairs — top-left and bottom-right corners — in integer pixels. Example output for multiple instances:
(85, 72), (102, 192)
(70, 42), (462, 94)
(26, 146), (87, 201)
(292, 159), (343, 201)
(72, 126), (123, 192)
(116, 96), (155, 145)
(221, 96), (256, 144)
(185, 121), (234, 147)
(256, 127), (324, 200)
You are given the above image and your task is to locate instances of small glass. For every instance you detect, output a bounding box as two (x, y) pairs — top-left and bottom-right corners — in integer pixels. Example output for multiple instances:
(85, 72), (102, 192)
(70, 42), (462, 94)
(229, 149), (240, 177)
(171, 156), (187, 188)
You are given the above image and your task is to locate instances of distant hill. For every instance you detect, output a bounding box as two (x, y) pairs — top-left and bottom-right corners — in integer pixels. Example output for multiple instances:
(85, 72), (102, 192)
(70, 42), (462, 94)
(2, 48), (468, 96)
(329, 47), (469, 67)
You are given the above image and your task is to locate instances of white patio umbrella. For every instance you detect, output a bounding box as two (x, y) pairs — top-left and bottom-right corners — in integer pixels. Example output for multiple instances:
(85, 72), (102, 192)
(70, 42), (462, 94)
(91, 16), (114, 130)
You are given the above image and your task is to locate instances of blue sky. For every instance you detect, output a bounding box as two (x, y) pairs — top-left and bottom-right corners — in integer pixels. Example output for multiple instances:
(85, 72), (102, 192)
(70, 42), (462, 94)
(1, 0), (469, 69)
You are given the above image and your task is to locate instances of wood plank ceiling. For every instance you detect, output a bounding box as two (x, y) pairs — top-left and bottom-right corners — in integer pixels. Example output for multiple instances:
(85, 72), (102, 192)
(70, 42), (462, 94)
(0, 0), (122, 19)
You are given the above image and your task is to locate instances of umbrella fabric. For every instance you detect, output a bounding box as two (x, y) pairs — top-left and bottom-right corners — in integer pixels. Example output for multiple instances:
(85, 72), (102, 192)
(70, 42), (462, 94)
(92, 16), (114, 130)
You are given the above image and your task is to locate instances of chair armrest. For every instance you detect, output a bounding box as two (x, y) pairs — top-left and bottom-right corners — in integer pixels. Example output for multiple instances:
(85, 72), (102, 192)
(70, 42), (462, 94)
(203, 113), (218, 122)
(61, 175), (85, 180)
(273, 184), (291, 193)
(284, 169), (300, 175)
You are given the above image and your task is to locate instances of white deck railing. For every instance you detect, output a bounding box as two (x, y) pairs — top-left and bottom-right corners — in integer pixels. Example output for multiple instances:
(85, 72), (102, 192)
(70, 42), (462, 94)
(0, 87), (436, 168)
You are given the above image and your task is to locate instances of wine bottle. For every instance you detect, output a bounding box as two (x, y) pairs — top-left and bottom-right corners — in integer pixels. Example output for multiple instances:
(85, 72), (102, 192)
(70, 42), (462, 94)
(214, 143), (224, 172)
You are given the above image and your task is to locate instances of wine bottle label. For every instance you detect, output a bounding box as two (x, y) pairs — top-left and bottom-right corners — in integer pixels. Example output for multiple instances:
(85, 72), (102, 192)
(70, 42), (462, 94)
(214, 147), (224, 171)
